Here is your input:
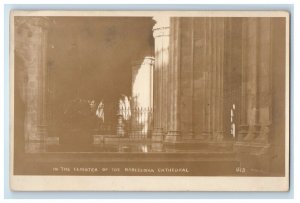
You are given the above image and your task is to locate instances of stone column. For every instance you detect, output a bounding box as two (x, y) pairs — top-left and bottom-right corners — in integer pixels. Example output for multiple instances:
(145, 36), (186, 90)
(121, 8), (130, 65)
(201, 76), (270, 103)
(152, 16), (170, 142)
(256, 18), (272, 143)
(200, 18), (225, 141)
(192, 18), (206, 139)
(131, 57), (154, 108)
(238, 18), (250, 141)
(15, 17), (50, 152)
(243, 18), (260, 141)
(222, 18), (243, 141)
(131, 57), (154, 138)
(179, 18), (194, 139)
(201, 18), (213, 139)
(234, 18), (273, 175)
(165, 17), (181, 142)
(238, 18), (272, 143)
(214, 18), (225, 142)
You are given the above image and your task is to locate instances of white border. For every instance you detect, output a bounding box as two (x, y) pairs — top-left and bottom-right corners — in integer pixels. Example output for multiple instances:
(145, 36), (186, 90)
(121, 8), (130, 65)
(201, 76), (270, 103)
(9, 10), (290, 192)
(12, 10), (289, 17)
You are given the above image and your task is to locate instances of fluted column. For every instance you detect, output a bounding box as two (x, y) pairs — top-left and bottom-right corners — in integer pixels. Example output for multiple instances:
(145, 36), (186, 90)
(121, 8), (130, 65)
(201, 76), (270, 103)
(179, 18), (194, 139)
(256, 18), (272, 143)
(214, 18), (225, 141)
(165, 17), (181, 142)
(201, 18), (212, 139)
(15, 17), (50, 152)
(152, 16), (170, 141)
(234, 18), (274, 175)
(200, 18), (225, 141)
(238, 18), (250, 141)
(238, 18), (272, 144)
(243, 18), (260, 141)
(192, 18), (206, 139)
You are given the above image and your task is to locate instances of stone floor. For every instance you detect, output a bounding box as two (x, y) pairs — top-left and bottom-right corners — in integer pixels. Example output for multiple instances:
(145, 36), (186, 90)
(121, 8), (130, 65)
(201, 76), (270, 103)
(29, 134), (271, 177)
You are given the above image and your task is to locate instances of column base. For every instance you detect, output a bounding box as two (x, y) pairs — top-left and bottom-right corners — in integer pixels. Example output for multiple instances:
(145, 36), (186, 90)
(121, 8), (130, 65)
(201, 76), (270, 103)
(212, 131), (224, 142)
(194, 134), (206, 140)
(238, 124), (249, 141)
(45, 136), (59, 145)
(244, 124), (260, 141)
(25, 141), (45, 153)
(152, 128), (164, 142)
(164, 131), (181, 143)
(183, 130), (194, 140)
(37, 124), (48, 138)
(255, 125), (270, 144)
(26, 125), (48, 153)
(151, 142), (163, 152)
(201, 131), (212, 141)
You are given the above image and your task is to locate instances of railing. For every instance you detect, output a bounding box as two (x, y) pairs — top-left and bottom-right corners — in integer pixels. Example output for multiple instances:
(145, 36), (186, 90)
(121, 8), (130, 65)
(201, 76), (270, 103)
(60, 99), (153, 140)
(118, 107), (153, 139)
(98, 107), (153, 139)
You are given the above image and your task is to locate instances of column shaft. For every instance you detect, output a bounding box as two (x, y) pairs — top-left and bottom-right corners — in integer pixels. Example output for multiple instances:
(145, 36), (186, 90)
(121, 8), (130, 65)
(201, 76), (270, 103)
(15, 17), (50, 152)
(179, 18), (194, 139)
(152, 16), (170, 141)
(238, 18), (273, 143)
(165, 17), (181, 142)
(200, 18), (225, 141)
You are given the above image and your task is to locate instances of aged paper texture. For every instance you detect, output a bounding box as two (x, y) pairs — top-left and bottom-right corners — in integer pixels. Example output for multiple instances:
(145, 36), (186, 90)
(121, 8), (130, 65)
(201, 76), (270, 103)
(10, 10), (290, 191)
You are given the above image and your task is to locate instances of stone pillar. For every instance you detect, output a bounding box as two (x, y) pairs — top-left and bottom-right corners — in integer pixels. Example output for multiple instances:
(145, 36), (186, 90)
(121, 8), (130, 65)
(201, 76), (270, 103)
(243, 18), (260, 142)
(15, 17), (50, 152)
(131, 57), (154, 108)
(214, 18), (225, 142)
(179, 18), (194, 139)
(201, 18), (212, 139)
(131, 57), (154, 138)
(165, 17), (181, 142)
(234, 18), (274, 175)
(192, 18), (206, 139)
(152, 16), (170, 142)
(256, 18), (272, 143)
(238, 18), (250, 141)
(238, 18), (272, 144)
(200, 18), (225, 141)
(222, 18), (243, 141)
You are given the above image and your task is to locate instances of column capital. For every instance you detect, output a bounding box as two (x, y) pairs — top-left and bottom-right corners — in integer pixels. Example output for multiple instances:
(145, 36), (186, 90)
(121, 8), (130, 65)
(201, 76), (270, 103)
(132, 56), (155, 67)
(152, 16), (170, 38)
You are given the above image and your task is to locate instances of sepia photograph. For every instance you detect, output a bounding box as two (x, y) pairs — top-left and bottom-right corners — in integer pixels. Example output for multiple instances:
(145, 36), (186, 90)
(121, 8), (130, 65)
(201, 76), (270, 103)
(10, 10), (290, 191)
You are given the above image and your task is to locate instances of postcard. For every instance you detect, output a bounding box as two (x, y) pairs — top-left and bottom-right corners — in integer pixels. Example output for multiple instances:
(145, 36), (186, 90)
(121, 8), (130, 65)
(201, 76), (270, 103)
(10, 10), (290, 191)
